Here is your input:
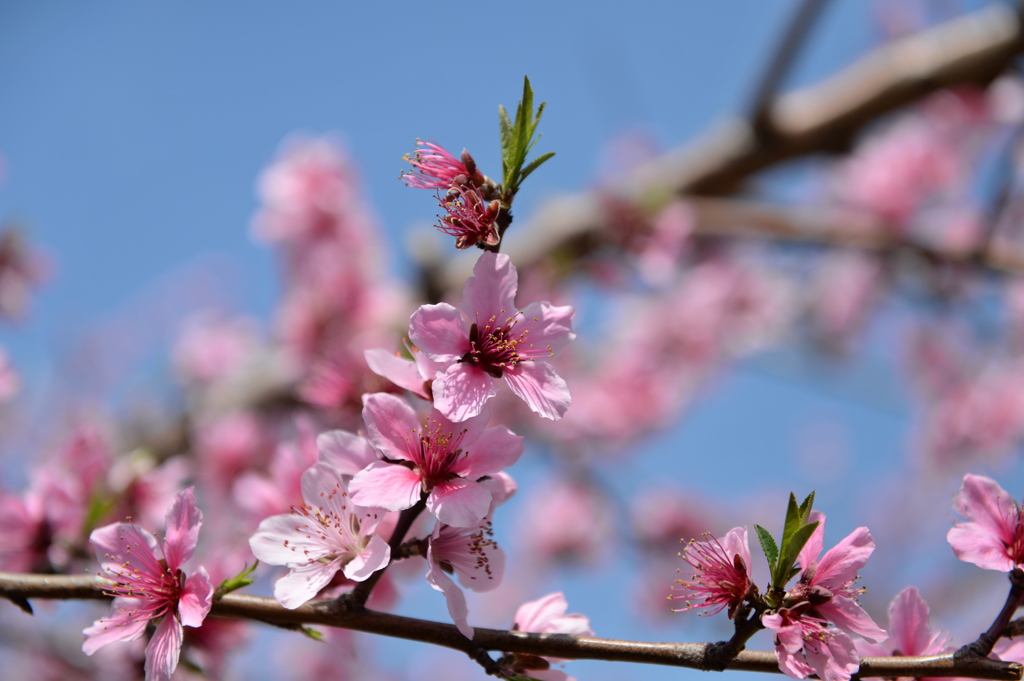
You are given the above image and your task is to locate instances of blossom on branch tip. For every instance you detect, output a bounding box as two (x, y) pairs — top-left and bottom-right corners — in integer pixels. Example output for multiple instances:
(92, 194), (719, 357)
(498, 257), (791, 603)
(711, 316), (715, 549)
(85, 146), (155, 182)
(671, 526), (753, 619)
(436, 184), (502, 250)
(83, 487), (214, 681)
(349, 392), (523, 527)
(855, 587), (952, 681)
(248, 462), (390, 609)
(947, 473), (1024, 571)
(401, 140), (482, 190)
(409, 251), (575, 421)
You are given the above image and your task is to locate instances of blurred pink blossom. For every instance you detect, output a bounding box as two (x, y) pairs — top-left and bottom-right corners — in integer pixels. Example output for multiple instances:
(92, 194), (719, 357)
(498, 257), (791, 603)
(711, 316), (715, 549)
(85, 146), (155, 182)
(855, 587), (952, 681)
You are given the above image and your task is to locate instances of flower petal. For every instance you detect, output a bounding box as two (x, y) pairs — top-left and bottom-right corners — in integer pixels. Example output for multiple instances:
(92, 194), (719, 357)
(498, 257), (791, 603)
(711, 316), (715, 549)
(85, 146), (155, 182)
(947, 523), (1016, 571)
(143, 614), (184, 681)
(461, 252), (518, 326)
(342, 533), (391, 582)
(504, 361), (571, 420)
(362, 392), (422, 461)
(248, 513), (336, 567)
(317, 429), (378, 476)
(82, 598), (149, 655)
(409, 303), (468, 363)
(459, 424), (523, 481)
(814, 526), (874, 588)
(162, 487), (202, 572)
(819, 596), (887, 642)
(179, 566), (214, 628)
(432, 363), (498, 423)
(349, 461), (423, 513)
(364, 348), (430, 399)
(427, 479), (492, 528)
(274, 559), (341, 609)
(90, 522), (163, 579)
(516, 301), (576, 359)
(426, 545), (474, 639)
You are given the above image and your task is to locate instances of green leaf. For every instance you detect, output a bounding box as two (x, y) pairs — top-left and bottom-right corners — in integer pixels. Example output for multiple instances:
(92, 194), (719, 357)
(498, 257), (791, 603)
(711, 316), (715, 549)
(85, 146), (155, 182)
(799, 491), (815, 524)
(754, 524), (779, 573)
(776, 520), (820, 588)
(214, 560), (259, 599)
(301, 626), (325, 642)
(781, 493), (801, 550)
(518, 151), (555, 183)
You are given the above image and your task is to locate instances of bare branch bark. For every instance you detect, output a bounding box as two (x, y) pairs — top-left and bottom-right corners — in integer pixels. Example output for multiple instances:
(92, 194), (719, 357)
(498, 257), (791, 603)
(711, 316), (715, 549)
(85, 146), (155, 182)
(475, 3), (1024, 282)
(2, 572), (1020, 680)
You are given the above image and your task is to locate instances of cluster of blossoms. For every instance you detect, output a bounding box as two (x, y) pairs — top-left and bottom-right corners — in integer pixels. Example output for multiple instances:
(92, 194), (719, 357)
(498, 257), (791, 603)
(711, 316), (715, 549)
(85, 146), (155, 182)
(402, 139), (504, 250)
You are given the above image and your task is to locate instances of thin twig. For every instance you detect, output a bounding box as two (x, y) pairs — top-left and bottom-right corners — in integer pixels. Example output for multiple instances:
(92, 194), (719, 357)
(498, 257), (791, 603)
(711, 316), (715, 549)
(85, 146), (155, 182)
(1, 572), (1021, 679)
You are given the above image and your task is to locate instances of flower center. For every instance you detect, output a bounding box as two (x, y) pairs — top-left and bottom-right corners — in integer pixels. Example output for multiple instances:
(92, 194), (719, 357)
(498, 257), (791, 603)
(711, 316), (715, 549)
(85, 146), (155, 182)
(414, 417), (469, 488)
(462, 317), (528, 378)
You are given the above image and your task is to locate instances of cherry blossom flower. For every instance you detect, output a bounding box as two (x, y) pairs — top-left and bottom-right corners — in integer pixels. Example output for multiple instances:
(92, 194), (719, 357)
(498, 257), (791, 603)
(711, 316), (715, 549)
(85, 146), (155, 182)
(427, 517), (506, 639)
(855, 587), (952, 681)
(672, 527), (753, 619)
(83, 487), (214, 681)
(249, 462), (390, 609)
(947, 473), (1024, 571)
(436, 184), (502, 250)
(502, 592), (593, 681)
(350, 392), (523, 528)
(409, 251), (575, 421)
(790, 512), (887, 642)
(401, 140), (482, 190)
(763, 607), (860, 681)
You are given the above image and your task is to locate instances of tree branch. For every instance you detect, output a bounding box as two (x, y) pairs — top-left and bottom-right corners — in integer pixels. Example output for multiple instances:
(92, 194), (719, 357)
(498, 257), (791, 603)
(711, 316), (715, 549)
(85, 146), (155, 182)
(2, 572), (1020, 680)
(469, 3), (1024, 283)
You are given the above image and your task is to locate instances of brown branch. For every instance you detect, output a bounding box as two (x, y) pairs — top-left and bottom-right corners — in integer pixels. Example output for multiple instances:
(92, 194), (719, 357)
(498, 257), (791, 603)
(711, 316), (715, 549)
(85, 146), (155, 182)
(2, 572), (1020, 680)
(471, 3), (1024, 282)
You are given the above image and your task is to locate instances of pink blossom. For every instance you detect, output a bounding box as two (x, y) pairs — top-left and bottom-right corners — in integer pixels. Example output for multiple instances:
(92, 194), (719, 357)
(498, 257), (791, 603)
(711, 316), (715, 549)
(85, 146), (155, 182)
(763, 607), (860, 681)
(947, 473), (1024, 571)
(501, 592), (593, 681)
(855, 587), (951, 681)
(173, 311), (261, 385)
(350, 392), (522, 528)
(364, 342), (443, 401)
(0, 228), (49, 321)
(672, 527), (753, 618)
(0, 345), (19, 403)
(401, 140), (481, 190)
(436, 184), (502, 250)
(790, 512), (887, 642)
(426, 518), (506, 639)
(249, 462), (391, 609)
(83, 487), (214, 681)
(409, 251), (575, 421)
(517, 478), (612, 566)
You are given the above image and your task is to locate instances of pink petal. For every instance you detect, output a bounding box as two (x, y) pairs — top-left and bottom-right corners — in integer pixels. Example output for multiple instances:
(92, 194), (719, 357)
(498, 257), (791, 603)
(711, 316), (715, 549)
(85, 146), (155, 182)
(317, 429), (378, 476)
(888, 587), (935, 656)
(364, 348), (430, 399)
(459, 424), (523, 481)
(162, 487), (202, 571)
(479, 472), (517, 510)
(515, 592), (568, 632)
(814, 526), (874, 588)
(90, 522), (163, 578)
(362, 392), (422, 461)
(409, 303), (469, 363)
(349, 461), (423, 512)
(504, 361), (571, 420)
(342, 533), (391, 581)
(721, 527), (753, 577)
(428, 479), (492, 528)
(274, 559), (341, 609)
(819, 597), (887, 642)
(144, 614), (184, 681)
(776, 645), (814, 680)
(82, 598), (149, 655)
(947, 523), (1016, 571)
(461, 252), (518, 326)
(249, 513), (335, 566)
(516, 301), (576, 358)
(763, 614), (804, 654)
(178, 566), (214, 628)
(955, 474), (1018, 538)
(805, 631), (859, 681)
(797, 511), (826, 571)
(426, 547), (474, 639)
(432, 362), (498, 423)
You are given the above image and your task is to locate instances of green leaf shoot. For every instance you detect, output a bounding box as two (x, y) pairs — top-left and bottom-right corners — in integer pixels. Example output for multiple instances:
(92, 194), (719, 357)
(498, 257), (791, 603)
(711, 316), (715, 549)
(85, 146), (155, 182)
(754, 524), (779, 573)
